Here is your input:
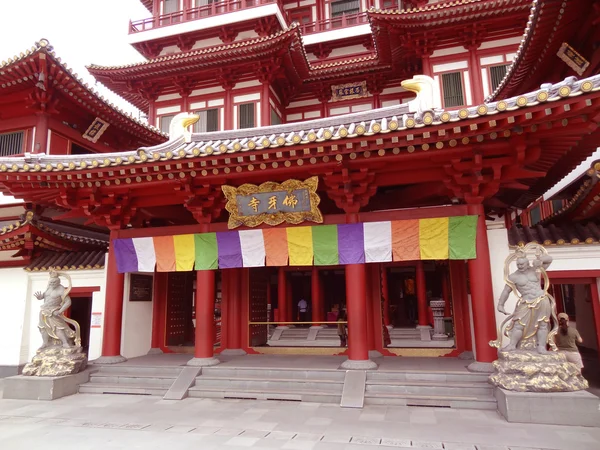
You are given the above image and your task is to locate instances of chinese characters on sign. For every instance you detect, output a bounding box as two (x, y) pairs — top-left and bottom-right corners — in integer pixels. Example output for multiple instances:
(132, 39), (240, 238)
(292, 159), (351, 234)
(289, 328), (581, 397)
(331, 81), (368, 102)
(82, 117), (110, 143)
(222, 177), (323, 229)
(238, 190), (310, 216)
(557, 42), (590, 76)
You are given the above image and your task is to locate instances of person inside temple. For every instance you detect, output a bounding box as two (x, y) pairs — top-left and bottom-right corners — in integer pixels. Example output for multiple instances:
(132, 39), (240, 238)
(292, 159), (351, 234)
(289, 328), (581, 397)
(554, 312), (584, 371)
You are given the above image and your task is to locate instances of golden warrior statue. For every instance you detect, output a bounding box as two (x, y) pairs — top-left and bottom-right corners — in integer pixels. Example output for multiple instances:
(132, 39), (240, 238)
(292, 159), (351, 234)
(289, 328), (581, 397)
(491, 243), (559, 354)
(34, 269), (81, 349)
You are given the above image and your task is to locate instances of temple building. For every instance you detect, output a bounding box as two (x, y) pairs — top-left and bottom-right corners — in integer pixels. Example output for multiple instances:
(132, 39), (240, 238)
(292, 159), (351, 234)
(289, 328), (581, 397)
(0, 0), (599, 404)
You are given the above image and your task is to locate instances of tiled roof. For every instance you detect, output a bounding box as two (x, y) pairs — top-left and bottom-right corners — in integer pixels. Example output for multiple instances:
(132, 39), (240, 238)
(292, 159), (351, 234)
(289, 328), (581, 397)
(508, 222), (600, 247)
(0, 39), (167, 143)
(139, 0), (152, 12)
(24, 250), (106, 272)
(487, 0), (589, 101)
(0, 74), (597, 174)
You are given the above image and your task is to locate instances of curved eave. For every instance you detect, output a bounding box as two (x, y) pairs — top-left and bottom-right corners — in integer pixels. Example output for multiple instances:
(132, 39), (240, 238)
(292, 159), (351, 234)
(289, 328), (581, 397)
(508, 221), (600, 247)
(0, 41), (167, 145)
(488, 0), (591, 102)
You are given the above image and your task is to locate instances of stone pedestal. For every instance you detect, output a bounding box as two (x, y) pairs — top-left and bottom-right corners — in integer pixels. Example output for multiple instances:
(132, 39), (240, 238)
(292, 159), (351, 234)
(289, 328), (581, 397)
(417, 325), (432, 341)
(430, 299), (448, 341)
(489, 350), (588, 392)
(23, 346), (87, 376)
(495, 387), (600, 427)
(3, 370), (91, 400)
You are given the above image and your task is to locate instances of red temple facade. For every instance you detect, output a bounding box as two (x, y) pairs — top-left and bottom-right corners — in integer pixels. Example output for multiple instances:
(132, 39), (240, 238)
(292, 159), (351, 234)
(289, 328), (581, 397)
(1, 0), (600, 379)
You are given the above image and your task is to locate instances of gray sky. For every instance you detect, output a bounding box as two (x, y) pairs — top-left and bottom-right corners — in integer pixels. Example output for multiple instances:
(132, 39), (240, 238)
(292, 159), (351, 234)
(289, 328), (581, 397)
(0, 0), (151, 116)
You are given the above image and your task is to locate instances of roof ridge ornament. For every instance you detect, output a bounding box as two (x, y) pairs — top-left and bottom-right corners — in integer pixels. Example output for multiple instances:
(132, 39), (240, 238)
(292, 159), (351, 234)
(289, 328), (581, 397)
(400, 74), (436, 117)
(169, 112), (200, 143)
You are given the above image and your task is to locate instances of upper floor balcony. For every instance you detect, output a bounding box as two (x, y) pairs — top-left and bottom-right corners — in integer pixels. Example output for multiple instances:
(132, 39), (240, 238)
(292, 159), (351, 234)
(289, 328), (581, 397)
(128, 0), (288, 52)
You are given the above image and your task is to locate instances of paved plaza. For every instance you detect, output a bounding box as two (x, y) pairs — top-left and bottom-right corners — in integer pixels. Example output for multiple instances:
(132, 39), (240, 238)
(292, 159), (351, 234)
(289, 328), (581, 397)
(1, 379), (599, 450)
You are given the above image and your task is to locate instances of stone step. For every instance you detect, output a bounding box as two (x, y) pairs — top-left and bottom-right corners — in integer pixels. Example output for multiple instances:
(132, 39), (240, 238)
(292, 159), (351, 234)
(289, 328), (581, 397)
(366, 371), (489, 383)
(89, 375), (176, 387)
(90, 365), (184, 376)
(187, 386), (341, 403)
(194, 376), (344, 392)
(79, 383), (169, 396)
(364, 392), (497, 410)
(365, 382), (492, 397)
(201, 367), (346, 381)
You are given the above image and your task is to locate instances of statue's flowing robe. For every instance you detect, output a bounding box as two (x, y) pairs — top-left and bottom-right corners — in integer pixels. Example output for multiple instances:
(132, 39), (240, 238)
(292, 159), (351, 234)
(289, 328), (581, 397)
(505, 294), (552, 343)
(38, 287), (76, 341)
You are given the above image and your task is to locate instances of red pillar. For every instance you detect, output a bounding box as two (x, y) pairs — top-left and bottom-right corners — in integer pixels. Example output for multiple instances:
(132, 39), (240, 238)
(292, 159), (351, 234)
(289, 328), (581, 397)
(99, 231), (126, 363)
(277, 267), (288, 326)
(468, 46), (484, 105)
(467, 203), (497, 364)
(311, 267), (323, 325)
(382, 267), (390, 327)
(286, 274), (293, 322)
(35, 112), (49, 153)
(261, 81), (270, 127)
(189, 269), (219, 365)
(449, 260), (472, 354)
(224, 87), (233, 130)
(345, 264), (369, 361)
(416, 261), (429, 327)
(588, 282), (600, 360)
(442, 267), (451, 318)
(365, 268), (375, 350)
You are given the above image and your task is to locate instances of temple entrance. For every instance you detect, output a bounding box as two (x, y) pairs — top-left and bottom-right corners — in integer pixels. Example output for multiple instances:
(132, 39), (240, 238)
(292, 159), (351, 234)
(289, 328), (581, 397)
(165, 271), (221, 351)
(69, 295), (92, 354)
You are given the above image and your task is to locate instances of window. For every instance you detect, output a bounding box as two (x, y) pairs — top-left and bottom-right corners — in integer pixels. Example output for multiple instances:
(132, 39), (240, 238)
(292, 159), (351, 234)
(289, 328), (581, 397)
(382, 0), (398, 9)
(160, 115), (175, 134)
(193, 109), (219, 132)
(290, 7), (312, 25)
(163, 0), (180, 13)
(0, 131), (24, 156)
(270, 108), (281, 125)
(441, 72), (464, 108)
(238, 103), (255, 129)
(331, 0), (360, 17)
(489, 64), (510, 92)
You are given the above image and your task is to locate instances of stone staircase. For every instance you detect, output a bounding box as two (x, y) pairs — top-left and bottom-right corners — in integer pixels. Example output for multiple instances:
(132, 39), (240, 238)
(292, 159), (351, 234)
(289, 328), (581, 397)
(79, 365), (184, 396)
(268, 326), (342, 346)
(188, 366), (345, 403)
(389, 327), (421, 340)
(364, 370), (496, 410)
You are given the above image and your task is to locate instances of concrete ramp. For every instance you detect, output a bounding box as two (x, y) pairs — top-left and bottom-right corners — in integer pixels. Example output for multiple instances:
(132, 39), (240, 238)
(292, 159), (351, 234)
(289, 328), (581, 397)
(340, 370), (366, 408)
(163, 367), (201, 400)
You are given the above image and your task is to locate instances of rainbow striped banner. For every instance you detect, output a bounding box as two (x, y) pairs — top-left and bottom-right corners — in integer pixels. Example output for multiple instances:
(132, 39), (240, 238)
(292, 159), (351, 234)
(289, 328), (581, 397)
(113, 216), (478, 273)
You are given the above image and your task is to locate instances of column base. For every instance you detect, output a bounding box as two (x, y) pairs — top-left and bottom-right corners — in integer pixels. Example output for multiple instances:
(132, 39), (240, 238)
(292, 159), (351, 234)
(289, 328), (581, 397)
(368, 350), (382, 358)
(92, 355), (127, 365)
(187, 356), (220, 367)
(276, 325), (290, 330)
(309, 325), (324, 329)
(467, 361), (494, 373)
(458, 351), (474, 360)
(219, 349), (247, 356)
(418, 326), (432, 341)
(432, 334), (449, 341)
(340, 359), (378, 370)
(147, 348), (164, 355)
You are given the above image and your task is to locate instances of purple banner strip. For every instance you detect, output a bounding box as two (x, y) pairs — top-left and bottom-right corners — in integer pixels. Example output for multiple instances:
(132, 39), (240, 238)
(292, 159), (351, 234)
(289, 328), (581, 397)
(113, 238), (139, 273)
(337, 224), (365, 264)
(216, 231), (243, 269)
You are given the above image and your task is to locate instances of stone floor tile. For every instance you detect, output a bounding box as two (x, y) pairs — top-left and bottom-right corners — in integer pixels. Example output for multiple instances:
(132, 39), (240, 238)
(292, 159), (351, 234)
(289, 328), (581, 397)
(306, 417), (333, 426)
(442, 443), (477, 450)
(351, 436), (382, 445)
(240, 429), (271, 438)
(214, 428), (245, 436)
(475, 446), (509, 450)
(320, 434), (351, 444)
(245, 421), (278, 431)
(380, 438), (411, 447)
(293, 433), (324, 442)
(225, 436), (261, 446)
(190, 426), (220, 435)
(359, 413), (386, 422)
(284, 441), (318, 450)
(266, 431), (298, 440)
(202, 419), (229, 427)
(165, 425), (196, 433)
(410, 442), (443, 449)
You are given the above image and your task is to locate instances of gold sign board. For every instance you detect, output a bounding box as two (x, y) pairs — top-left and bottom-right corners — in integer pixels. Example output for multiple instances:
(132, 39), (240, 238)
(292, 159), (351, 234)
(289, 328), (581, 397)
(557, 42), (589, 76)
(222, 177), (323, 229)
(331, 81), (367, 102)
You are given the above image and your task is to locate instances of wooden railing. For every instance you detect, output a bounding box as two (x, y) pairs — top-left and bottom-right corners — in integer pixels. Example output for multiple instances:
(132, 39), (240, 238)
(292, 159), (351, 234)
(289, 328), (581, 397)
(298, 11), (368, 35)
(129, 0), (280, 34)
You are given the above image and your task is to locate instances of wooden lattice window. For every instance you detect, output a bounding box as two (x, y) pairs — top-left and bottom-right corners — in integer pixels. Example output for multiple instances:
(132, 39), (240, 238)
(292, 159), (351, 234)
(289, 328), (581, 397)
(193, 108), (219, 132)
(331, 0), (360, 17)
(0, 131), (24, 156)
(290, 7), (312, 24)
(239, 103), (255, 129)
(163, 0), (180, 13)
(441, 72), (465, 108)
(489, 64), (510, 92)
